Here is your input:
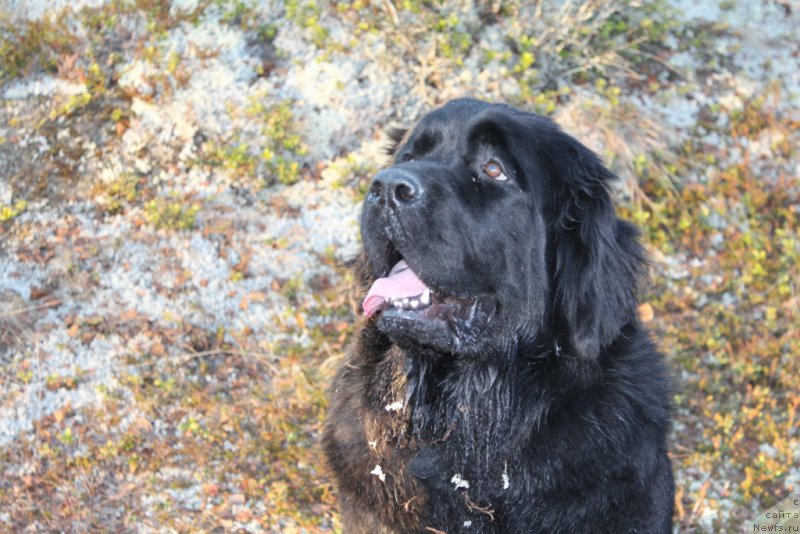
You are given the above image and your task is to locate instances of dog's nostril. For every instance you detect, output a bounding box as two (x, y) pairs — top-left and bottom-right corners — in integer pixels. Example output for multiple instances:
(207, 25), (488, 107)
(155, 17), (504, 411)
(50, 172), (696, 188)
(395, 182), (416, 202)
(369, 181), (383, 197)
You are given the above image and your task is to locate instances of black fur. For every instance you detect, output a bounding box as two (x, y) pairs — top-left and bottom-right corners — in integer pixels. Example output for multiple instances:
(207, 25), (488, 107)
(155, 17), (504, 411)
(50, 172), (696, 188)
(323, 99), (674, 533)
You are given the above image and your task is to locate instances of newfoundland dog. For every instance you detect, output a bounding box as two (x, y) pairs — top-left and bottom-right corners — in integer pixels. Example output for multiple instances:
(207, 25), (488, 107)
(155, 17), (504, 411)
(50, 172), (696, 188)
(323, 99), (673, 533)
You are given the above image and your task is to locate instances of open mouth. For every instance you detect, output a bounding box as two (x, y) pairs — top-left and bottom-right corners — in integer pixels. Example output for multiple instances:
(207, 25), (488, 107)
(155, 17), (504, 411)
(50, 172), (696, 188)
(363, 259), (432, 317)
(367, 273), (479, 319)
(362, 244), (496, 346)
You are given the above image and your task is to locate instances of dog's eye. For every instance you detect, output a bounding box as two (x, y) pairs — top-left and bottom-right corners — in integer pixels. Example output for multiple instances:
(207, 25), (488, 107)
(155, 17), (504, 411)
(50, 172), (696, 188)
(483, 160), (507, 181)
(399, 153), (413, 162)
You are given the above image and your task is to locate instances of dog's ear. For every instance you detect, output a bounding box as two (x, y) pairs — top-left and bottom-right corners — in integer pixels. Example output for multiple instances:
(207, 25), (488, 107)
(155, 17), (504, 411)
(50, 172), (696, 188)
(546, 135), (646, 360)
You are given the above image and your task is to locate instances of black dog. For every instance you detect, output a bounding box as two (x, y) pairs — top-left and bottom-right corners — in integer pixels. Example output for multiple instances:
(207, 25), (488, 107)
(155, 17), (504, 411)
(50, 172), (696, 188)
(323, 99), (673, 533)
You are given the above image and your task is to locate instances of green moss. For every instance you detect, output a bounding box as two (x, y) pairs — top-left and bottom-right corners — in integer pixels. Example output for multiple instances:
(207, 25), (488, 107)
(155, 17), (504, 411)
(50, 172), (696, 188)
(93, 174), (140, 214)
(280, 276), (304, 303)
(218, 142), (259, 173)
(58, 427), (75, 445)
(196, 98), (308, 185)
(0, 14), (77, 82)
(0, 200), (28, 222)
(505, 0), (679, 104)
(286, 0), (329, 48)
(144, 197), (201, 230)
(249, 98), (308, 184)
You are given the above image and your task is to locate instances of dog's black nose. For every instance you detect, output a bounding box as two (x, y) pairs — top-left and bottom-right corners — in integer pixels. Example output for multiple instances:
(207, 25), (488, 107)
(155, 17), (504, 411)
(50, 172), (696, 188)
(368, 168), (421, 206)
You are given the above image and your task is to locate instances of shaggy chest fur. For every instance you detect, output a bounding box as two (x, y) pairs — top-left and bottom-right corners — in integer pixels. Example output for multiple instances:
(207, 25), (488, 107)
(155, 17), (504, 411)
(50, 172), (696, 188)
(327, 328), (671, 533)
(340, 337), (530, 531)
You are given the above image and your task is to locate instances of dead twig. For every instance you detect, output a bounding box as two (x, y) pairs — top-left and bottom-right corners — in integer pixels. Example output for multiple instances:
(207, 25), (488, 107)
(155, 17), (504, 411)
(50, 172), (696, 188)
(463, 493), (495, 522)
(403, 495), (420, 512)
(129, 347), (277, 370)
(0, 299), (62, 319)
(382, 0), (399, 25)
(432, 420), (458, 444)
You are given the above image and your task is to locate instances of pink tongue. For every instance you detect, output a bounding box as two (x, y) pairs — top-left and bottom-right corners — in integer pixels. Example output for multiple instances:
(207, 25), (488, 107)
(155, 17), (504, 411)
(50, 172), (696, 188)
(363, 260), (428, 317)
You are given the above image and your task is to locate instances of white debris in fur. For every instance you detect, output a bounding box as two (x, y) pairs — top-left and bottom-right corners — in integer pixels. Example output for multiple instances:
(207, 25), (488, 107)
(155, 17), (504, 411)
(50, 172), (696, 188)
(370, 465), (386, 482)
(384, 401), (404, 412)
(464, 520), (472, 527)
(368, 441), (377, 451)
(451, 474), (470, 490)
(502, 462), (511, 490)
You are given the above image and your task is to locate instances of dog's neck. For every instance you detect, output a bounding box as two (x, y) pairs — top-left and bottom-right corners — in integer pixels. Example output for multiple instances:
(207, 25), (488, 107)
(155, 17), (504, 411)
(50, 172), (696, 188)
(399, 346), (517, 441)
(359, 325), (604, 451)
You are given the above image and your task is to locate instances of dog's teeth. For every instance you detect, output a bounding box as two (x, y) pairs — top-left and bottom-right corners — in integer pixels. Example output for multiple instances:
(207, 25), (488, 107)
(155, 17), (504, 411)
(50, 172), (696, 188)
(402, 298), (409, 307)
(421, 288), (431, 305)
(410, 299), (419, 309)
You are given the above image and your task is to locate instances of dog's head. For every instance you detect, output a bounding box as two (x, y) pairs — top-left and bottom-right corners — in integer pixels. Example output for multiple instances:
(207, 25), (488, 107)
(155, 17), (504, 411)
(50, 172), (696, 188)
(357, 99), (644, 359)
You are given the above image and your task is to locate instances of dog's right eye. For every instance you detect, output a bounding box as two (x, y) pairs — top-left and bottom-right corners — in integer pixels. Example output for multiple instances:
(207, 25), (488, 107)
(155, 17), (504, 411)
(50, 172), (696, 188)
(398, 153), (413, 162)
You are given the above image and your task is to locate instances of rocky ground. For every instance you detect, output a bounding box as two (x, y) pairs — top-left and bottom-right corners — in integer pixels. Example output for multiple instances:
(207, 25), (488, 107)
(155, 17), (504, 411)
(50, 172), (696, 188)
(0, 0), (798, 531)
